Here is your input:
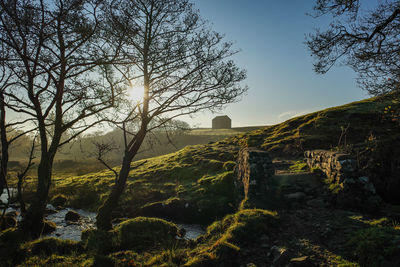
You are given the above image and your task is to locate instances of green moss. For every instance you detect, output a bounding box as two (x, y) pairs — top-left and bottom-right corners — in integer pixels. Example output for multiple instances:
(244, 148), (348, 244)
(346, 227), (400, 266)
(22, 237), (82, 256)
(226, 94), (400, 156)
(81, 228), (116, 254)
(289, 160), (308, 172)
(50, 194), (68, 207)
(114, 217), (180, 252)
(68, 185), (100, 210)
(187, 209), (279, 265)
(51, 143), (239, 224)
(17, 254), (91, 266)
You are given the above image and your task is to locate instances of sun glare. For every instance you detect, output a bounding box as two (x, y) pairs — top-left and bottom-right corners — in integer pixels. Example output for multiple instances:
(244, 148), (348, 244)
(128, 85), (145, 103)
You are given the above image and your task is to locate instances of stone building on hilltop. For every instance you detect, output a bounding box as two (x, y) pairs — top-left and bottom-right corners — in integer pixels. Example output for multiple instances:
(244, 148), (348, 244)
(212, 115), (231, 129)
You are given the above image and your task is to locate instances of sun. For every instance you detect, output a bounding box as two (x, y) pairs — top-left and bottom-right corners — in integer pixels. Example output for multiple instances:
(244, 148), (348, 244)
(128, 85), (145, 103)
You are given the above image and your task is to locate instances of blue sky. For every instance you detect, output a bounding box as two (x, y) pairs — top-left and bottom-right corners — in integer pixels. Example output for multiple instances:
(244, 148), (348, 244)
(188, 0), (369, 127)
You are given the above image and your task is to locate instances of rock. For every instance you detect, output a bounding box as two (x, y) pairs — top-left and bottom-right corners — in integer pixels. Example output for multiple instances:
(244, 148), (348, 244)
(1, 214), (17, 230)
(358, 176), (369, 183)
(289, 256), (311, 266)
(65, 210), (80, 222)
(306, 198), (327, 208)
(285, 192), (306, 201)
(45, 208), (58, 215)
(42, 220), (57, 234)
(51, 194), (68, 207)
(270, 245), (291, 266)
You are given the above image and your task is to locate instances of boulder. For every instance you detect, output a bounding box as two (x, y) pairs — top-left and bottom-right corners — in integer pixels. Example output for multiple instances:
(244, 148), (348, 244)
(42, 220), (57, 234)
(65, 210), (80, 222)
(0, 213), (17, 230)
(51, 194), (68, 207)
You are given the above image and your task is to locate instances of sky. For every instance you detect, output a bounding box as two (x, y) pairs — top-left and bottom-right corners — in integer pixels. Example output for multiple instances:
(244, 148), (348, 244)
(186, 0), (369, 128)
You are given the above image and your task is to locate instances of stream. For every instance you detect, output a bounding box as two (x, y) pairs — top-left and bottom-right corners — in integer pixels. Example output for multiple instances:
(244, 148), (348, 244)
(1, 189), (205, 241)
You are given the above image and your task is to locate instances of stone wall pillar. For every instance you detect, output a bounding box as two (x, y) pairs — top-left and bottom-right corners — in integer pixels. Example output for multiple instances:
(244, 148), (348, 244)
(235, 147), (274, 200)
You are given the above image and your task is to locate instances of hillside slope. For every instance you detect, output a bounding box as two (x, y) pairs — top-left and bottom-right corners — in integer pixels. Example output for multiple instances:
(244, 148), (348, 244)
(231, 94), (400, 156)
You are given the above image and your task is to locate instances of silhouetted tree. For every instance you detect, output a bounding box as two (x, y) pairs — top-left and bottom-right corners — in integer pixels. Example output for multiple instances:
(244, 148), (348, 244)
(307, 0), (400, 95)
(96, 0), (247, 230)
(0, 0), (122, 238)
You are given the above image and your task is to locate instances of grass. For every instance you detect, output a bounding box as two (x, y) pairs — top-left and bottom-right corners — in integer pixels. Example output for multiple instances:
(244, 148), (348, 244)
(44, 142), (240, 224)
(4, 94), (400, 266)
(228, 94), (400, 156)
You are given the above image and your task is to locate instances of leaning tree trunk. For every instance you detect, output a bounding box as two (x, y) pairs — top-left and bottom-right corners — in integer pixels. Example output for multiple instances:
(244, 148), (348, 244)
(96, 130), (147, 230)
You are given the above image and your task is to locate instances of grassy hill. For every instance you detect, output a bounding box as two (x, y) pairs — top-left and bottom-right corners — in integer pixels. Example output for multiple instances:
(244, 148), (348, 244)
(230, 93), (400, 156)
(4, 94), (400, 266)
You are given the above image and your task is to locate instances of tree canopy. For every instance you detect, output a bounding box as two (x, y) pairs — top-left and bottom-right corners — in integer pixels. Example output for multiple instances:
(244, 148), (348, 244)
(307, 0), (400, 95)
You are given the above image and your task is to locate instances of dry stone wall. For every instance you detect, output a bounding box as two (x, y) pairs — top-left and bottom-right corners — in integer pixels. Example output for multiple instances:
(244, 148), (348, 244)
(304, 150), (382, 212)
(235, 147), (274, 200)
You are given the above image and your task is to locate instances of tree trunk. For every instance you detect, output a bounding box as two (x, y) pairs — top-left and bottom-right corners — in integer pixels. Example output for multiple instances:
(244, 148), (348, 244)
(96, 129), (147, 230)
(0, 92), (8, 197)
(20, 155), (54, 238)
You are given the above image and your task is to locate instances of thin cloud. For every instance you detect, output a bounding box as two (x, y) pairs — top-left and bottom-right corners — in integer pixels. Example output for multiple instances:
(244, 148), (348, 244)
(278, 110), (311, 121)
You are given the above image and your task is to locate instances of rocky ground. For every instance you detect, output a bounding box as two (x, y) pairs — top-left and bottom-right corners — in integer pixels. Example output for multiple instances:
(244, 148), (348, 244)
(233, 159), (400, 267)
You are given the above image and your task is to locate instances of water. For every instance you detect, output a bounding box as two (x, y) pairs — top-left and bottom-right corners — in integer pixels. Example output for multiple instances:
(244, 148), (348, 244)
(0, 188), (17, 204)
(45, 205), (97, 241)
(1, 189), (205, 241)
(178, 224), (206, 240)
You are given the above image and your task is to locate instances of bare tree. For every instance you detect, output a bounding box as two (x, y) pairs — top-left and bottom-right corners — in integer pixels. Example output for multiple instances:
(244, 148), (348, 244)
(96, 0), (247, 230)
(0, 0), (123, 238)
(306, 0), (400, 95)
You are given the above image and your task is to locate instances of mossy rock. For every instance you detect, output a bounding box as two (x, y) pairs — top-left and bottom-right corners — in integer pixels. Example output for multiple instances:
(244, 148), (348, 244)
(81, 228), (116, 254)
(190, 209), (279, 265)
(207, 209), (279, 245)
(65, 210), (80, 222)
(114, 217), (180, 252)
(51, 194), (68, 207)
(42, 220), (57, 234)
(22, 237), (82, 256)
(1, 214), (17, 230)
